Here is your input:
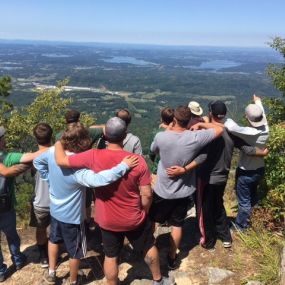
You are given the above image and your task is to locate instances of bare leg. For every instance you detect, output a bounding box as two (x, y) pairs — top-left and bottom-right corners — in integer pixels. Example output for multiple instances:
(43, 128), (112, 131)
(36, 227), (48, 245)
(48, 241), (59, 270)
(69, 258), (80, 283)
(169, 226), (182, 259)
(104, 256), (119, 285)
(144, 245), (162, 281)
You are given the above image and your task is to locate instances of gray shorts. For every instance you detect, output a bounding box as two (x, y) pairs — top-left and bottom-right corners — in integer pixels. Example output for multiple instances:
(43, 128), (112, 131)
(30, 204), (50, 228)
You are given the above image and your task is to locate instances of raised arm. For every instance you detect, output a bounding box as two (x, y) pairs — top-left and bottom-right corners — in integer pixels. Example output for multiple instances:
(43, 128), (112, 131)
(54, 140), (70, 167)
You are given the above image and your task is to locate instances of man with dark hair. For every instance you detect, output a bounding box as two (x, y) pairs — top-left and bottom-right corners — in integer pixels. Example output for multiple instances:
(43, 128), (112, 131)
(56, 109), (104, 145)
(149, 105), (223, 269)
(56, 109), (105, 234)
(172, 101), (269, 250)
(30, 123), (53, 268)
(54, 118), (174, 285)
(34, 122), (137, 285)
(65, 109), (81, 124)
(116, 109), (143, 155)
(149, 107), (174, 175)
(160, 107), (174, 128)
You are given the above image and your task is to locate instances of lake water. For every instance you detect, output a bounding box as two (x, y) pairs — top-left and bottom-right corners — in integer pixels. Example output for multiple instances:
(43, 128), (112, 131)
(42, 53), (72, 58)
(184, 60), (242, 70)
(102, 56), (155, 66)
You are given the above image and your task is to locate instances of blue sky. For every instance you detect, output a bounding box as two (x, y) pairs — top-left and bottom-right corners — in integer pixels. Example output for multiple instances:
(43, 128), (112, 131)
(0, 0), (284, 47)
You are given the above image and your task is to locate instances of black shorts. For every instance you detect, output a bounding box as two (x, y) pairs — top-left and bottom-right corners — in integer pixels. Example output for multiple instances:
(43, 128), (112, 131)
(49, 216), (87, 259)
(149, 192), (189, 227)
(29, 203), (50, 229)
(100, 218), (155, 258)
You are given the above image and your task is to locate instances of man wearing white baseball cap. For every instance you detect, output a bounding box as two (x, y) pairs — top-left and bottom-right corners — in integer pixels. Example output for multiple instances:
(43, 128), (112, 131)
(224, 95), (269, 231)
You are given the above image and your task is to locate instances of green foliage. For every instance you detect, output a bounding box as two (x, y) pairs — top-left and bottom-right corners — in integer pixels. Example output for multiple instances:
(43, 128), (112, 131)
(0, 79), (97, 226)
(268, 37), (285, 96)
(15, 181), (34, 228)
(262, 124), (285, 223)
(0, 75), (12, 97)
(261, 37), (285, 226)
(264, 98), (285, 124)
(237, 227), (283, 285)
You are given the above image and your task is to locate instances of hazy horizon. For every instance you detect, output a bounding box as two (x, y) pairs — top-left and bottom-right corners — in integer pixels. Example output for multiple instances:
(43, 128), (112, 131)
(1, 0), (284, 48)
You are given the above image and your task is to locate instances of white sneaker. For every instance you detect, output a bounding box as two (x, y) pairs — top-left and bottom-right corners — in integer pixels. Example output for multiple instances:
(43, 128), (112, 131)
(222, 241), (232, 248)
(153, 276), (176, 285)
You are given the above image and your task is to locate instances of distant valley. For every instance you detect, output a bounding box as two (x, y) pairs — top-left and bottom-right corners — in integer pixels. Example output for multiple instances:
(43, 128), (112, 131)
(0, 41), (282, 150)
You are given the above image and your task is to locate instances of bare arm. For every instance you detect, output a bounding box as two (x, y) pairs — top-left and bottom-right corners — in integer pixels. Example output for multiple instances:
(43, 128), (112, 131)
(254, 147), (269, 157)
(191, 122), (224, 138)
(0, 163), (31, 177)
(20, 148), (48, 163)
(140, 184), (153, 213)
(89, 124), (106, 134)
(54, 140), (70, 167)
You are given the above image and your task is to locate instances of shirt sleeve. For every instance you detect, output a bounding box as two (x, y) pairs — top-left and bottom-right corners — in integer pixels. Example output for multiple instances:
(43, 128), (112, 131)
(150, 133), (159, 153)
(193, 146), (208, 165)
(68, 149), (94, 169)
(88, 128), (103, 143)
(3, 152), (24, 167)
(224, 118), (261, 136)
(33, 151), (49, 181)
(133, 137), (143, 155)
(73, 162), (129, 187)
(194, 129), (215, 149)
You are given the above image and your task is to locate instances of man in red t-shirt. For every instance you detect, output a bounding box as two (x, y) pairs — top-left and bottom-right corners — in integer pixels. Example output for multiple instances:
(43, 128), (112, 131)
(55, 117), (174, 285)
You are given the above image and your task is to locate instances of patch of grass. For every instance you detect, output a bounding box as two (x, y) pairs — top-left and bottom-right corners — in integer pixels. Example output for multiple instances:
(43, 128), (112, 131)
(236, 226), (283, 285)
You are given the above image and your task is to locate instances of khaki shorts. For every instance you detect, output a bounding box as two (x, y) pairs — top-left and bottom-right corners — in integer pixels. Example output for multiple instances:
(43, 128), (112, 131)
(30, 203), (50, 228)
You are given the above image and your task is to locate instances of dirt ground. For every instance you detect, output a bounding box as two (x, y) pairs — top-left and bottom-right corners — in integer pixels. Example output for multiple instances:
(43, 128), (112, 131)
(1, 213), (259, 285)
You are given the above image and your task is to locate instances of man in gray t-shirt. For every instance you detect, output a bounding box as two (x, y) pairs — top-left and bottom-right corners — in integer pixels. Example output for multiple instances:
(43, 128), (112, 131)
(149, 106), (223, 270)
(29, 123), (53, 268)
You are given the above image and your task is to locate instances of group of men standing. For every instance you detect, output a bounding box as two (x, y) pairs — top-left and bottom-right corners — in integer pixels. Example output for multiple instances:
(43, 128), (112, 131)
(0, 96), (269, 285)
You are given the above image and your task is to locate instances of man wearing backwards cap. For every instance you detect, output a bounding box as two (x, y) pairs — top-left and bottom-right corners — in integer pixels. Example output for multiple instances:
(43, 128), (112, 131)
(224, 95), (269, 231)
(193, 101), (268, 249)
(54, 117), (174, 285)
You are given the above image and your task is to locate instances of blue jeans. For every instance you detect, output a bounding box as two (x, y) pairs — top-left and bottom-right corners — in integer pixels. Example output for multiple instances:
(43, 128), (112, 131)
(235, 167), (265, 230)
(0, 209), (25, 275)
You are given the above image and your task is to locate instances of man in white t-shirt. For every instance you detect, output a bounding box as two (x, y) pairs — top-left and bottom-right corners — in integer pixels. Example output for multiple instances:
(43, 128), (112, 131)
(225, 95), (269, 230)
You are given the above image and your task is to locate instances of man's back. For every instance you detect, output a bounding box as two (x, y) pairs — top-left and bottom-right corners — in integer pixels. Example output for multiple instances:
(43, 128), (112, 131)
(225, 118), (269, 170)
(68, 149), (151, 231)
(198, 130), (235, 184)
(34, 147), (86, 225)
(151, 129), (215, 199)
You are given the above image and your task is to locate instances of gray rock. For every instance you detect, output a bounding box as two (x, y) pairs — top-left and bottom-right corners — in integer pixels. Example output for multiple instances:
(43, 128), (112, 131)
(207, 267), (234, 284)
(245, 281), (264, 285)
